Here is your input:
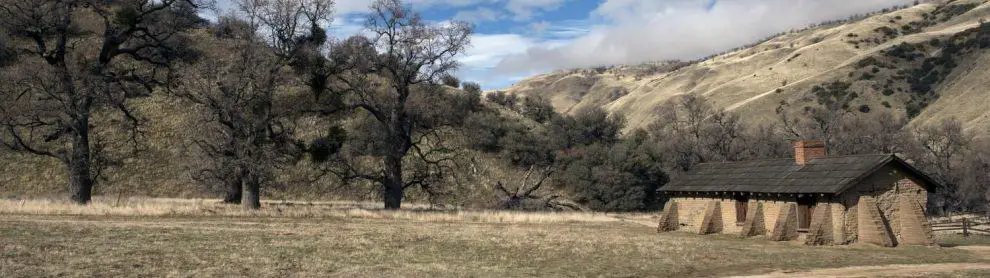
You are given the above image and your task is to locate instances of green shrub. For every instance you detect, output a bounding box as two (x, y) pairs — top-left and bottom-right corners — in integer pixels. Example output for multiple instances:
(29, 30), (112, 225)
(811, 81), (856, 108)
(858, 104), (871, 113)
(548, 107), (624, 149)
(558, 136), (667, 212)
(520, 96), (556, 124)
(462, 82), (481, 94)
(464, 111), (516, 153)
(456, 82), (483, 113)
(500, 128), (554, 167)
(440, 74), (460, 87)
(486, 91), (518, 108)
(856, 57), (878, 68)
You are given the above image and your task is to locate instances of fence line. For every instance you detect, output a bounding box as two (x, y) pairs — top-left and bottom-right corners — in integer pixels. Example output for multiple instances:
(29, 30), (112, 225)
(930, 217), (990, 236)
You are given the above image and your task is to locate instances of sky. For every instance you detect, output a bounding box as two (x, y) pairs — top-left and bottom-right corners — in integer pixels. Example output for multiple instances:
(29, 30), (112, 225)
(216, 0), (917, 90)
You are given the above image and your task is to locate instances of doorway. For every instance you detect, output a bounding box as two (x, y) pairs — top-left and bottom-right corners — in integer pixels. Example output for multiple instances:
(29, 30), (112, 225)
(797, 196), (817, 231)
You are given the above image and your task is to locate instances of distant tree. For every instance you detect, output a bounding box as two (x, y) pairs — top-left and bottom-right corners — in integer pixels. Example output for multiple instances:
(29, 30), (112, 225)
(462, 82), (481, 95)
(831, 111), (909, 155)
(0, 0), (205, 204)
(650, 94), (746, 172)
(958, 140), (990, 212)
(910, 118), (972, 214)
(486, 91), (518, 108)
(501, 127), (555, 167)
(520, 96), (555, 124)
(441, 74), (460, 88)
(742, 124), (791, 160)
(454, 82), (483, 114)
(777, 81), (856, 150)
(557, 130), (667, 211)
(549, 107), (624, 150)
(464, 111), (516, 153)
(457, 82), (483, 113)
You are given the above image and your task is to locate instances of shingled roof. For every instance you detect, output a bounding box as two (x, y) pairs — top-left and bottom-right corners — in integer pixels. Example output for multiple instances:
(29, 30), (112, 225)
(660, 154), (938, 194)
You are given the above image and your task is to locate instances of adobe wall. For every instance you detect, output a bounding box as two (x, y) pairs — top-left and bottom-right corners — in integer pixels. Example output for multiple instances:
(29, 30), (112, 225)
(837, 164), (932, 246)
(661, 164), (932, 247)
(669, 196), (710, 232)
(667, 195), (796, 237)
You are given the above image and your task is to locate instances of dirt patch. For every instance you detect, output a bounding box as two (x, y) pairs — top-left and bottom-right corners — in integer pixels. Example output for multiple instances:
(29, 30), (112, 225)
(734, 263), (990, 277)
(735, 246), (990, 277)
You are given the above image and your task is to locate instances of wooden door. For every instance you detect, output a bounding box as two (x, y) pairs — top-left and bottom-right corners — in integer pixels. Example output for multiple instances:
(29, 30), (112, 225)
(734, 196), (749, 224)
(736, 200), (747, 223)
(797, 196), (816, 231)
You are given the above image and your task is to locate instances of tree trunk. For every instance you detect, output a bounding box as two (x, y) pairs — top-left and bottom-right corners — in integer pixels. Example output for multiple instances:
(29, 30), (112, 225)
(222, 171), (242, 204)
(383, 153), (404, 210)
(68, 118), (93, 205)
(242, 174), (261, 210)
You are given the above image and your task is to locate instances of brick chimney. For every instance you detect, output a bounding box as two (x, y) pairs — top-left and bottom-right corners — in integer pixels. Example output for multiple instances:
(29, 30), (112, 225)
(794, 140), (826, 165)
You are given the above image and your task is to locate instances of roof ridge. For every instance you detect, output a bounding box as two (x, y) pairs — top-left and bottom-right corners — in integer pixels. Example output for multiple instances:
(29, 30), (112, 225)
(813, 153), (893, 158)
(696, 154), (893, 166)
(695, 158), (793, 164)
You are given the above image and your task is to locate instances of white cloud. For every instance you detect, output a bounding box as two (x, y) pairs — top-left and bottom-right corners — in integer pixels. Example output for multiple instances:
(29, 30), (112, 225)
(327, 15), (366, 38)
(334, 0), (377, 14)
(453, 7), (505, 23)
(505, 0), (567, 21)
(453, 31), (582, 89)
(459, 34), (532, 68)
(493, 0), (916, 75)
(453, 34), (535, 86)
(335, 0), (497, 14)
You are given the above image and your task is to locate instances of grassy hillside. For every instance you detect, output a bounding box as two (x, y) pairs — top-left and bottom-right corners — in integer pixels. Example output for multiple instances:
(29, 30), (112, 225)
(505, 0), (990, 139)
(0, 86), (539, 205)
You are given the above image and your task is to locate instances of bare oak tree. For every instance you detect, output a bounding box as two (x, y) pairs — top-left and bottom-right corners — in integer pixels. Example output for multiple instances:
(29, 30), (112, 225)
(776, 81), (856, 150)
(331, 0), (471, 209)
(650, 94), (747, 172)
(911, 118), (972, 213)
(0, 0), (203, 204)
(174, 0), (332, 209)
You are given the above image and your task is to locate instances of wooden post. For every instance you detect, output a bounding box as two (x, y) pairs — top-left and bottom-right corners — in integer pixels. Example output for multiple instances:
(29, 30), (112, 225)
(963, 217), (970, 237)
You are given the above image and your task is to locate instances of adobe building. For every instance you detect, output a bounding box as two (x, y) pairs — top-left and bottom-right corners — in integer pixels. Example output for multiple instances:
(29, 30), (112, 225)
(656, 140), (938, 247)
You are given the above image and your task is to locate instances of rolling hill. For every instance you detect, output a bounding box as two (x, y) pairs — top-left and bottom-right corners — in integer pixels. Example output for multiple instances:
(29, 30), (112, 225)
(503, 0), (990, 139)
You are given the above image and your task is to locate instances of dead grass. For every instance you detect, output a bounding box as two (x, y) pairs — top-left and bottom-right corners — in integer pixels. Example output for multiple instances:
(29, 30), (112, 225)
(0, 215), (980, 277)
(0, 198), (986, 277)
(0, 197), (620, 224)
(939, 234), (990, 247)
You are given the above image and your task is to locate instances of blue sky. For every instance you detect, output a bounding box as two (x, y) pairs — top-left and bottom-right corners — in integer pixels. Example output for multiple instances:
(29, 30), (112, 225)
(217, 0), (917, 90)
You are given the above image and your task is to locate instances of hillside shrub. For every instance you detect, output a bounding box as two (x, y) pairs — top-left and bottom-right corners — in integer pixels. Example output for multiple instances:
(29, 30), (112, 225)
(441, 74), (460, 87)
(486, 91), (518, 108)
(464, 111), (516, 153)
(462, 82), (481, 95)
(859, 104), (871, 113)
(520, 96), (555, 124)
(557, 133), (667, 211)
(500, 128), (554, 167)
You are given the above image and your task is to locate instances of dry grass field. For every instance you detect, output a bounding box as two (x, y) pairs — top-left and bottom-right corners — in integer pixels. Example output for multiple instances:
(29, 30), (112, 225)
(2, 198), (990, 277)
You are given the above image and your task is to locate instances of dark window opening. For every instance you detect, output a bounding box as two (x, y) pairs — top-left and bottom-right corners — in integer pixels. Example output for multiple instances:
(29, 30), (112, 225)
(797, 196), (817, 231)
(735, 195), (749, 225)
